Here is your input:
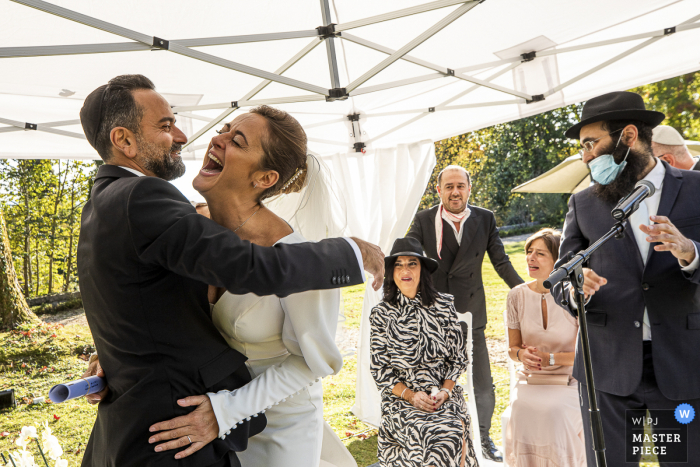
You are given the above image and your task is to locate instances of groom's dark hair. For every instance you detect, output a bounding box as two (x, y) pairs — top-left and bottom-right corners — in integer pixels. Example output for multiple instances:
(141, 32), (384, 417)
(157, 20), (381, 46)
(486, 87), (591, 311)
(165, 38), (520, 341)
(82, 74), (156, 162)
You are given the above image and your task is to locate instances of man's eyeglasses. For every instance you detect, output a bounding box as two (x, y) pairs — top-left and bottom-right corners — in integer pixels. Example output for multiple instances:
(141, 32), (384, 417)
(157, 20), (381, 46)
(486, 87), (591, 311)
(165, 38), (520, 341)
(578, 128), (623, 156)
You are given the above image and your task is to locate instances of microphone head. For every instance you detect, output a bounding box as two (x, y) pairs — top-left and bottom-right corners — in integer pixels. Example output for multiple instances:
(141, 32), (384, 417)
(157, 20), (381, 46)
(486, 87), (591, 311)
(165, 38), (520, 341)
(635, 180), (655, 197)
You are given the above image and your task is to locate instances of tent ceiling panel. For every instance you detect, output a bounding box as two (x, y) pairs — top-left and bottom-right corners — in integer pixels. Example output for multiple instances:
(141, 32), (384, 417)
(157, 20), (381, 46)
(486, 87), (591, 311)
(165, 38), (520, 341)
(2, 0), (700, 160)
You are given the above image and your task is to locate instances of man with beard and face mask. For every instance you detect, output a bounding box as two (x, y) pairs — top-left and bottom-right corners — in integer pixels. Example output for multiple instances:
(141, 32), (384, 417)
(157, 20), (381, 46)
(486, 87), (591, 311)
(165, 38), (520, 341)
(408, 165), (523, 461)
(76, 74), (385, 467)
(551, 91), (700, 466)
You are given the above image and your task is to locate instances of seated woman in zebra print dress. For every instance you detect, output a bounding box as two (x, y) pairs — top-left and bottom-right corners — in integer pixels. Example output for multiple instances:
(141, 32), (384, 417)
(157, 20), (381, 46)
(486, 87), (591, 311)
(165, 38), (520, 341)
(370, 237), (479, 467)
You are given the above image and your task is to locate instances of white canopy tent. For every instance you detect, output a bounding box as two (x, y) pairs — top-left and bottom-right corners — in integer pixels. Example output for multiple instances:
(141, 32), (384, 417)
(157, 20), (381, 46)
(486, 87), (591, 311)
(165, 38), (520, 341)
(3, 0), (700, 442)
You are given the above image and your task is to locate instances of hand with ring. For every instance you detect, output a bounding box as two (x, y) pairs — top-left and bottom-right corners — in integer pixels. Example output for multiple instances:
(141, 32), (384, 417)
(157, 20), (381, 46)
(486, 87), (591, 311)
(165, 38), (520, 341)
(408, 391), (436, 413)
(148, 395), (219, 459)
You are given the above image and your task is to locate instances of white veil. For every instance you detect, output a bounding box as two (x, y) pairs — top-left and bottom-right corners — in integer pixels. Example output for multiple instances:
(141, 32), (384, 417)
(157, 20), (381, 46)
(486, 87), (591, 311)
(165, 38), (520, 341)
(265, 153), (348, 241)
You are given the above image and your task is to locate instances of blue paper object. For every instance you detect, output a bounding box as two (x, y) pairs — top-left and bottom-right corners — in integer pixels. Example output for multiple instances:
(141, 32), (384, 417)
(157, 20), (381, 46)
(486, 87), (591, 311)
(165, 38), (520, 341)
(49, 376), (105, 403)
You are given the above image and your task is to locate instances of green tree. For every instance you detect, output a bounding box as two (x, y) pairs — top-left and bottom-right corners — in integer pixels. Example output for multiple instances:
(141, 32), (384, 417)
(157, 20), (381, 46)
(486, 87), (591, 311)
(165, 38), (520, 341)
(631, 72), (700, 140)
(423, 104), (582, 225)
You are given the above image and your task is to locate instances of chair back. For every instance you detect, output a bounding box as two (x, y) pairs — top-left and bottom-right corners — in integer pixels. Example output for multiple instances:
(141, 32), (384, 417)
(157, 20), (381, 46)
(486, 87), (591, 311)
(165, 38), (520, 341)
(503, 310), (518, 402)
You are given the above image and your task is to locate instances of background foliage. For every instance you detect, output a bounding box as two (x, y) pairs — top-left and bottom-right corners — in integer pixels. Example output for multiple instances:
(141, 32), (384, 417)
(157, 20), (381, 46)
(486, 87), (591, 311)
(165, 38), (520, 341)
(419, 71), (700, 226)
(0, 160), (98, 299)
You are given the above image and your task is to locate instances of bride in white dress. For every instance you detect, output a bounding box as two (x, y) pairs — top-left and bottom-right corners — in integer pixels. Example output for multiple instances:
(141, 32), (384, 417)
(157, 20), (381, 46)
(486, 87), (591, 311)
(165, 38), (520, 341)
(191, 105), (356, 467)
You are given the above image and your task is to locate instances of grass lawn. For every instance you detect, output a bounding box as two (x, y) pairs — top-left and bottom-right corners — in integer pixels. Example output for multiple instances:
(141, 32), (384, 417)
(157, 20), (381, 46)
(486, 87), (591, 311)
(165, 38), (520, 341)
(0, 239), (659, 466)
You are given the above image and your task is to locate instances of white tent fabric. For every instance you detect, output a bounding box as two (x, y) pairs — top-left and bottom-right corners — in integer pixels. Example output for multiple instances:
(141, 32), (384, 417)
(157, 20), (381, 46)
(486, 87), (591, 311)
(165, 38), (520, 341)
(2, 0), (700, 160)
(4, 0), (700, 431)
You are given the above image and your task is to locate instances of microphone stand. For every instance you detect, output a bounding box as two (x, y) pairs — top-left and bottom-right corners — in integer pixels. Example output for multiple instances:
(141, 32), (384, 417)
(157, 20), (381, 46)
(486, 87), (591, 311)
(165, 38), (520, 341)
(544, 220), (627, 467)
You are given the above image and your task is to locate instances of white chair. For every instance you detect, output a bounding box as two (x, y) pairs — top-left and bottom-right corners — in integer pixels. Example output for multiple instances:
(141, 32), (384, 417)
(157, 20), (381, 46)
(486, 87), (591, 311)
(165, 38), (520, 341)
(461, 312), (503, 467)
(500, 309), (518, 466)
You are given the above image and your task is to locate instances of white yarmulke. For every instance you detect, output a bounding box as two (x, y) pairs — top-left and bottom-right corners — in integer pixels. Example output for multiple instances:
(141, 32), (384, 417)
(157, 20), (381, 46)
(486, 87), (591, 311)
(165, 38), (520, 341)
(652, 125), (685, 146)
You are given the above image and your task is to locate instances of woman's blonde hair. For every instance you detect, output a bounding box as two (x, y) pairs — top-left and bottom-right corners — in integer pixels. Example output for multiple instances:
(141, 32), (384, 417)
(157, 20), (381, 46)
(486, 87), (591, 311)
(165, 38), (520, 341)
(525, 228), (562, 262)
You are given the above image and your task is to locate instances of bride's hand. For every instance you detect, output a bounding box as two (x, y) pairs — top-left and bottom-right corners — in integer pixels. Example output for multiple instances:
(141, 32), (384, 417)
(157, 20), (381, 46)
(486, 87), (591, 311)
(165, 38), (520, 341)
(148, 395), (219, 459)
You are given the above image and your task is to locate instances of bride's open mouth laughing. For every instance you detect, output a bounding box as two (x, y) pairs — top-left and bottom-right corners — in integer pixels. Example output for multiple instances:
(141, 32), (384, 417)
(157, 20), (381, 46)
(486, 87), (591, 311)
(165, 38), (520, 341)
(200, 149), (224, 177)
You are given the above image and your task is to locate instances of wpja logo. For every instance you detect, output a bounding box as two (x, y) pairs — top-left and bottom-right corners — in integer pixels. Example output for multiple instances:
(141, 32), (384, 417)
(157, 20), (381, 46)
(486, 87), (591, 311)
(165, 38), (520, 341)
(625, 406), (693, 462)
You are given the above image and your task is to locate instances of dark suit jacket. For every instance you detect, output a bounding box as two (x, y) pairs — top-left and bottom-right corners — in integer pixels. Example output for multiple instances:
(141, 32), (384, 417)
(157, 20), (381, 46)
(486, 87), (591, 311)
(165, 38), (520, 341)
(407, 205), (523, 328)
(552, 161), (700, 400)
(77, 165), (363, 467)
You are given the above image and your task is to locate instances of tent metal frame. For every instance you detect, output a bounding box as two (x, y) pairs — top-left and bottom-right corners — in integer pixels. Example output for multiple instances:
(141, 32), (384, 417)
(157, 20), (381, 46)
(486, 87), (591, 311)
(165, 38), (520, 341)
(3, 0), (700, 153)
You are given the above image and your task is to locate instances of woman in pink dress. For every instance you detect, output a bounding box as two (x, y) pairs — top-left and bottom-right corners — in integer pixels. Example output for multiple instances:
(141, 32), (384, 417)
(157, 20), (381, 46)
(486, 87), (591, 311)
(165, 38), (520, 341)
(504, 228), (586, 466)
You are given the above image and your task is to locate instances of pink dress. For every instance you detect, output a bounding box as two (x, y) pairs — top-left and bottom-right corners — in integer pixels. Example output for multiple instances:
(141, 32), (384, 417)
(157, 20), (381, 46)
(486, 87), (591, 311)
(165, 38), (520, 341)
(504, 282), (586, 467)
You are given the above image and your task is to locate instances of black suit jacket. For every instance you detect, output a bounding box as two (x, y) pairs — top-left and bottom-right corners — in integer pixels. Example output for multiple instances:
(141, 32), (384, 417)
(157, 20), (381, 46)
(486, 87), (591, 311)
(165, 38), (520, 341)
(407, 205), (523, 328)
(77, 165), (363, 467)
(552, 162), (700, 400)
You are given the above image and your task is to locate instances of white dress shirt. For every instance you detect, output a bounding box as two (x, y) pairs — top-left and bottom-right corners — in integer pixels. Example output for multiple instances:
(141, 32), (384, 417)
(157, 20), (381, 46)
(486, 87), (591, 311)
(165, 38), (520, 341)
(116, 166), (365, 276)
(627, 159), (699, 340)
(442, 207), (471, 245)
(691, 156), (699, 171)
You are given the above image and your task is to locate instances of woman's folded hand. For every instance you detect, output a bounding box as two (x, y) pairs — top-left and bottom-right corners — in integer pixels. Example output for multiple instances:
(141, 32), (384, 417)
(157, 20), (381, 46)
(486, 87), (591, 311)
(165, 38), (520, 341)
(409, 391), (436, 413)
(520, 344), (543, 371)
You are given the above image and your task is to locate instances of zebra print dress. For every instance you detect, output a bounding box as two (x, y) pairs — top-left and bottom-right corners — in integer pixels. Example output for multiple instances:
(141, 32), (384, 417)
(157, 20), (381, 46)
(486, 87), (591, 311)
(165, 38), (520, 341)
(370, 292), (479, 467)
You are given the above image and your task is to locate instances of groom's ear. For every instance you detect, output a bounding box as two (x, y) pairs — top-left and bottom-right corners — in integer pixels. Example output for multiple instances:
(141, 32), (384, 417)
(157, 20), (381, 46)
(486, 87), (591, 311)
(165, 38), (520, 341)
(110, 127), (138, 159)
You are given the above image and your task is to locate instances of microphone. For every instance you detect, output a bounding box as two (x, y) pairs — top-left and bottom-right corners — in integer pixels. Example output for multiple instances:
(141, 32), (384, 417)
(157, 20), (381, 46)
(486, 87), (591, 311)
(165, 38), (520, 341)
(611, 180), (655, 221)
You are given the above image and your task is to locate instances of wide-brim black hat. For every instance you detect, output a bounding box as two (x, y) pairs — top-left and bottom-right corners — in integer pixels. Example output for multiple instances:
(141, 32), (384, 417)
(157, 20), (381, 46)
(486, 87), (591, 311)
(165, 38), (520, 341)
(565, 91), (665, 140)
(384, 237), (438, 275)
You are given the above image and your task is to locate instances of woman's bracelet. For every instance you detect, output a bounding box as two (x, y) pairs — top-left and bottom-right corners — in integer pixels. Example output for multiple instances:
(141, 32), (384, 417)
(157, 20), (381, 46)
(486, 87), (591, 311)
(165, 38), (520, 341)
(439, 387), (451, 399)
(400, 387), (408, 400)
(516, 349), (522, 362)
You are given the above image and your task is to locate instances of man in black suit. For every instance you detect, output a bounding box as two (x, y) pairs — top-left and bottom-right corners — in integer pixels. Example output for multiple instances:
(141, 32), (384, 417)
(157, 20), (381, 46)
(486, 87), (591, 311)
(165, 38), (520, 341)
(76, 75), (384, 467)
(552, 91), (700, 465)
(651, 125), (700, 171)
(407, 165), (523, 461)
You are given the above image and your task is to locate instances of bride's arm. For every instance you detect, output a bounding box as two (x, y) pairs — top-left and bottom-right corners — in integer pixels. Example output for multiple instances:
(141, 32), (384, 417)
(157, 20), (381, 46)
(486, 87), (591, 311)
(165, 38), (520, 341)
(207, 288), (343, 439)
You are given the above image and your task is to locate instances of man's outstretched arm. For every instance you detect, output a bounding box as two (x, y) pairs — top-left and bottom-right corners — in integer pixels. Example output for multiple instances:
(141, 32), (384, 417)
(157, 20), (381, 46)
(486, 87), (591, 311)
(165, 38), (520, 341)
(485, 211), (524, 288)
(128, 178), (384, 295)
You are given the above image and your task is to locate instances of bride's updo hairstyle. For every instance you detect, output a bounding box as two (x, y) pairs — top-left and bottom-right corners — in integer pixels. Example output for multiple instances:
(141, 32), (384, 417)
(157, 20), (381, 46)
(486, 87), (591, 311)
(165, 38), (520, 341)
(249, 105), (308, 201)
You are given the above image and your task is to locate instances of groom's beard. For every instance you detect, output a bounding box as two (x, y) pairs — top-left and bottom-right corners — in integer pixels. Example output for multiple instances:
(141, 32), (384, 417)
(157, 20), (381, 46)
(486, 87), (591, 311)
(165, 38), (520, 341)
(137, 135), (186, 181)
(592, 142), (653, 205)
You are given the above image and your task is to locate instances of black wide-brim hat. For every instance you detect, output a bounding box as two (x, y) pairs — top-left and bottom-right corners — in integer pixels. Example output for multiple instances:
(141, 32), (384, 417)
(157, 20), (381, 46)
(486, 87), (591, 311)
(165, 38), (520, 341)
(565, 91), (665, 140)
(384, 237), (438, 275)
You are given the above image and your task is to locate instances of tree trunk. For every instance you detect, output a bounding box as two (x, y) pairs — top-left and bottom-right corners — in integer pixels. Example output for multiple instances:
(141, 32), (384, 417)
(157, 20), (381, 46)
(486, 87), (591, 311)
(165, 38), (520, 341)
(64, 187), (76, 292)
(47, 160), (66, 294)
(0, 208), (38, 330)
(22, 164), (32, 296)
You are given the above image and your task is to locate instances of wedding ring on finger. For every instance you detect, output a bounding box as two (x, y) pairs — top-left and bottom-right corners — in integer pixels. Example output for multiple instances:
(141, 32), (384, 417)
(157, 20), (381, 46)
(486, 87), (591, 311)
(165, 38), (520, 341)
(187, 435), (192, 444)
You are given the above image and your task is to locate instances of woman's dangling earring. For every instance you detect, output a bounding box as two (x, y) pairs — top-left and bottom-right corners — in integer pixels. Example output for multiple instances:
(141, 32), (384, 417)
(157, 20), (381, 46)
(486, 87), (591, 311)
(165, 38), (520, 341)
(253, 182), (258, 188)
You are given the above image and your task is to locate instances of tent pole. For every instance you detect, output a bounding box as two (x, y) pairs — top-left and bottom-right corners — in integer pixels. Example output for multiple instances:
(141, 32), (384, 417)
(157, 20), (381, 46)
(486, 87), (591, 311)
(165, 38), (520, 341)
(340, 33), (448, 73)
(350, 73), (447, 96)
(335, 0), (476, 32)
(0, 30), (323, 59)
(174, 95), (327, 113)
(454, 71), (532, 99)
(181, 39), (323, 150)
(320, 0), (341, 89)
(345, 1), (479, 92)
(456, 18), (700, 74)
(12, 0), (329, 96)
(0, 119), (80, 134)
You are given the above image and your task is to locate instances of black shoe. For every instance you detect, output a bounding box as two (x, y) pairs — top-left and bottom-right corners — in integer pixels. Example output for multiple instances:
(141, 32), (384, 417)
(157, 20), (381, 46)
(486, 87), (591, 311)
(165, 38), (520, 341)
(481, 435), (503, 462)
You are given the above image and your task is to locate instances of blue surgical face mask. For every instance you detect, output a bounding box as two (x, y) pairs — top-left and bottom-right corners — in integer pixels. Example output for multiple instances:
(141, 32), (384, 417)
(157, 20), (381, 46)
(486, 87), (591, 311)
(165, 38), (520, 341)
(588, 132), (630, 185)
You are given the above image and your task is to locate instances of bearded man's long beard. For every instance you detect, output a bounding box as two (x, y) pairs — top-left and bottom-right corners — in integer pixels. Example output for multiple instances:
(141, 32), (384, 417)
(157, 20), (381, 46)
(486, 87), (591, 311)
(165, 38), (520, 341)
(592, 144), (653, 205)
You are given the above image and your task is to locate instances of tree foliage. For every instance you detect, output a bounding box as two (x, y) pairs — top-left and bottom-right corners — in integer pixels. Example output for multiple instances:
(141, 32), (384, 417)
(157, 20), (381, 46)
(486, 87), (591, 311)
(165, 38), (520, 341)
(422, 72), (700, 225)
(0, 160), (97, 299)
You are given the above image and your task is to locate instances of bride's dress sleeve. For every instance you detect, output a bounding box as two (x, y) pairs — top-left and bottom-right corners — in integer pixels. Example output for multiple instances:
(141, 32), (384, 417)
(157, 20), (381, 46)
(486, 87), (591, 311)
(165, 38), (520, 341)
(207, 288), (343, 439)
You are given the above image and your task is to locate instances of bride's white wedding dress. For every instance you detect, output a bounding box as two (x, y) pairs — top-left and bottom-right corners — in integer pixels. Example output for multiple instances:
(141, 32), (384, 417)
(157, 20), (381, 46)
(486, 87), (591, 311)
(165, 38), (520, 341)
(207, 231), (357, 467)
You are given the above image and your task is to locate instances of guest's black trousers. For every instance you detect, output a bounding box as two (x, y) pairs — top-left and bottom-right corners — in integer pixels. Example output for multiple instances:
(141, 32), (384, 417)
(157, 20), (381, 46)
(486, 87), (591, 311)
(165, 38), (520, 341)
(579, 341), (700, 466)
(462, 323), (496, 440)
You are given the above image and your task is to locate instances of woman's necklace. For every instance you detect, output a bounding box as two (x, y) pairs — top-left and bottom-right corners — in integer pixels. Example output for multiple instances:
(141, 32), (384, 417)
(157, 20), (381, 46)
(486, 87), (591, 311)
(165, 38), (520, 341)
(233, 205), (261, 233)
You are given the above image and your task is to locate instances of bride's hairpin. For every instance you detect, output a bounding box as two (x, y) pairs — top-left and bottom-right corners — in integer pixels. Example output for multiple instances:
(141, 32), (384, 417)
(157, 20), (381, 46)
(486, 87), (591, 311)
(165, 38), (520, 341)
(281, 166), (304, 191)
